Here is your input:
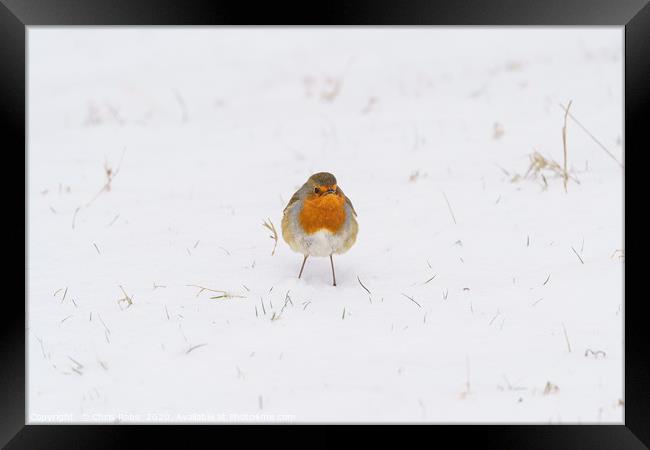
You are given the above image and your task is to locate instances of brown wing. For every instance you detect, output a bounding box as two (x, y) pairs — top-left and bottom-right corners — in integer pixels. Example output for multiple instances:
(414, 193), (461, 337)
(283, 188), (302, 214)
(345, 195), (357, 217)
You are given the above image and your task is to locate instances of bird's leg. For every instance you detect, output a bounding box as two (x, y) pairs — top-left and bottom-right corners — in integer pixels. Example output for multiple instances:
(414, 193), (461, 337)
(298, 255), (309, 279)
(330, 254), (337, 286)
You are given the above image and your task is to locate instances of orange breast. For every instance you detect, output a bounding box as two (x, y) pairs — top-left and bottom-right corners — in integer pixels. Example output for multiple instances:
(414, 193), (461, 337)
(299, 194), (346, 234)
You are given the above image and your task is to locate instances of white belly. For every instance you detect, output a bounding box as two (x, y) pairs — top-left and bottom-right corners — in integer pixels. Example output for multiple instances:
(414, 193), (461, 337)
(298, 229), (347, 257)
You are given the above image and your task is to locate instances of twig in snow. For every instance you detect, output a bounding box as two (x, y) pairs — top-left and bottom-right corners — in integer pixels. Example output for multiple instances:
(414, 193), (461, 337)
(543, 274), (551, 286)
(68, 356), (84, 370)
(71, 207), (80, 230)
(401, 293), (422, 308)
(571, 246), (584, 264)
(442, 191), (457, 224)
(98, 314), (111, 335)
(60, 315), (72, 324)
(357, 276), (371, 295)
(562, 322), (572, 353)
(108, 214), (120, 227)
(424, 274), (437, 284)
(93, 243), (101, 254)
(186, 343), (207, 354)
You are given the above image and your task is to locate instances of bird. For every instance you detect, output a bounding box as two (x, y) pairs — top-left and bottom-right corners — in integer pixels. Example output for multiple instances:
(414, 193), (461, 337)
(281, 172), (358, 286)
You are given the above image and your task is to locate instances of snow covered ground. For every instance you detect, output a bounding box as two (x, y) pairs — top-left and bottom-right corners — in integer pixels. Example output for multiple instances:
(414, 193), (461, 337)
(27, 28), (624, 423)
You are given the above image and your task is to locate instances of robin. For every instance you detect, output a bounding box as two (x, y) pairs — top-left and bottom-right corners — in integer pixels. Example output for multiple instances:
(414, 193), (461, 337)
(281, 172), (358, 286)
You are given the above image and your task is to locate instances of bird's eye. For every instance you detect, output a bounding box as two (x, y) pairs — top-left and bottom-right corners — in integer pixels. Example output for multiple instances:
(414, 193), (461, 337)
(314, 187), (320, 194)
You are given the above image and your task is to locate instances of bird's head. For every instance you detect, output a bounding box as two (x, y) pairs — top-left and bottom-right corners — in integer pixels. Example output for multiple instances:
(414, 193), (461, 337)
(306, 172), (340, 199)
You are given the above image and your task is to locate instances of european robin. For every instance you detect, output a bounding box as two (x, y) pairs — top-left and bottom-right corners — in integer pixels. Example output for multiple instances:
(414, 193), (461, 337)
(281, 172), (358, 286)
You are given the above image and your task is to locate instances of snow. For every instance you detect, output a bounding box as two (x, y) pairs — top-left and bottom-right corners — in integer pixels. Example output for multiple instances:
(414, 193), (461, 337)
(27, 28), (624, 423)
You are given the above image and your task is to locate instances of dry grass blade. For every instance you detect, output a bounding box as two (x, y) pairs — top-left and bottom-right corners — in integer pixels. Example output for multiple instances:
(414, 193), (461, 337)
(71, 207), (81, 230)
(559, 102), (623, 169)
(543, 381), (559, 395)
(571, 246), (584, 264)
(442, 191), (457, 224)
(186, 284), (245, 300)
(117, 285), (133, 309)
(401, 293), (422, 308)
(515, 150), (580, 188)
(357, 276), (371, 295)
(610, 249), (624, 260)
(87, 149), (126, 207)
(187, 284), (230, 297)
(562, 322), (572, 353)
(424, 274), (437, 284)
(60, 315), (73, 324)
(68, 356), (84, 369)
(262, 218), (278, 256)
(186, 343), (208, 354)
(562, 100), (572, 193)
(210, 292), (246, 300)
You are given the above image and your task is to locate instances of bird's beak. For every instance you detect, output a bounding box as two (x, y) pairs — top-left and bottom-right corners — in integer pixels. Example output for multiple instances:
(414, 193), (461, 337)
(324, 188), (336, 195)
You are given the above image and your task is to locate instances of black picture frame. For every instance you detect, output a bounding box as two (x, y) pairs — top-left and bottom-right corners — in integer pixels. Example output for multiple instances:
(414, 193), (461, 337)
(3, 0), (646, 447)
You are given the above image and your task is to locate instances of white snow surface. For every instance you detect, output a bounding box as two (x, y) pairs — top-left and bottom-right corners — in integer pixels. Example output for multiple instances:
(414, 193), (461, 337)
(27, 28), (624, 423)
